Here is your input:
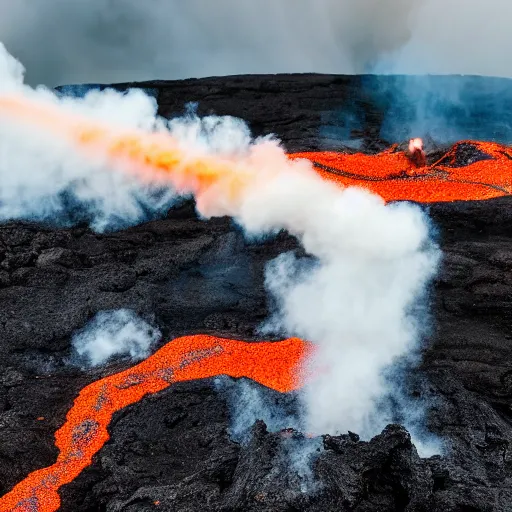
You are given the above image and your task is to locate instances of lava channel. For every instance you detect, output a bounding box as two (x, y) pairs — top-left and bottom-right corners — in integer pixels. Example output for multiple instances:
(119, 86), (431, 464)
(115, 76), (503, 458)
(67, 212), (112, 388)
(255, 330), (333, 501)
(0, 335), (310, 512)
(292, 140), (512, 202)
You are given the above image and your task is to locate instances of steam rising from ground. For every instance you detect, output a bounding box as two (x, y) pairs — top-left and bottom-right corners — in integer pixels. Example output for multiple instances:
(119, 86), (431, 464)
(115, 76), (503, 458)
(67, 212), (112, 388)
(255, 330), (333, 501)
(253, 187), (439, 440)
(215, 378), (302, 442)
(0, 46), (439, 449)
(72, 310), (161, 367)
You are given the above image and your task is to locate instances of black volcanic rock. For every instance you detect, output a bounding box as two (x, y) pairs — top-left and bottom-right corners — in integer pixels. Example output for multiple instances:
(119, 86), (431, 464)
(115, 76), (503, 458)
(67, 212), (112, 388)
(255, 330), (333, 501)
(0, 75), (512, 511)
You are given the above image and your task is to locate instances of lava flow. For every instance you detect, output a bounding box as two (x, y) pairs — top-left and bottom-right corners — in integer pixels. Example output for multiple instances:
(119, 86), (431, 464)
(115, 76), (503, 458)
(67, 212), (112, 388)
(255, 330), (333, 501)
(0, 335), (310, 512)
(292, 140), (512, 202)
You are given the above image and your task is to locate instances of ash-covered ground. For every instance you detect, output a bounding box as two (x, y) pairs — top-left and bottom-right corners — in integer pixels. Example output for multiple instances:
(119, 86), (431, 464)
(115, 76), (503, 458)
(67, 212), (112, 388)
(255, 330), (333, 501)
(1, 75), (512, 511)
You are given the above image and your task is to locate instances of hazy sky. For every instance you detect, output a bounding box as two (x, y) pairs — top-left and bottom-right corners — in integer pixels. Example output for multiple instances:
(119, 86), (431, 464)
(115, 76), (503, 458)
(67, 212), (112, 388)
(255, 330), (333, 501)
(0, 0), (509, 86)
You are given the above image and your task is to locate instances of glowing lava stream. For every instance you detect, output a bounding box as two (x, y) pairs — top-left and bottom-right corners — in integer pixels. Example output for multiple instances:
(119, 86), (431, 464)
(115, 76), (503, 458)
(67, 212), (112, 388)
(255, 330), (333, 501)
(292, 141), (512, 203)
(0, 335), (310, 512)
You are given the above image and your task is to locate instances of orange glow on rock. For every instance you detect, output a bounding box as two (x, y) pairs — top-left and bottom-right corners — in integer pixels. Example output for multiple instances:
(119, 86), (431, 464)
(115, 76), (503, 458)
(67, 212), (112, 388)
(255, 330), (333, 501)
(291, 140), (512, 203)
(407, 137), (426, 167)
(0, 335), (310, 512)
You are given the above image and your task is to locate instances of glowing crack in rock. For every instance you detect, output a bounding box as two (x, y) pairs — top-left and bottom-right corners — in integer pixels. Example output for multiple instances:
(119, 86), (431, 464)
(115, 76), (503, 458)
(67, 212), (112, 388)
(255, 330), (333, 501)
(0, 335), (310, 512)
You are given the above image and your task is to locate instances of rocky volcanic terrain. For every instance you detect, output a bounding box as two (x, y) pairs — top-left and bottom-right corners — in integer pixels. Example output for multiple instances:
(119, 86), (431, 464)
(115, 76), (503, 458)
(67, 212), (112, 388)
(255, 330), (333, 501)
(1, 75), (512, 511)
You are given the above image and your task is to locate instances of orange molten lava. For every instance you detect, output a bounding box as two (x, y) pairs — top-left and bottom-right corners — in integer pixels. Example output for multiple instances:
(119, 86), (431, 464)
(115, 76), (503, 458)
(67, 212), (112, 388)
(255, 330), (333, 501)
(292, 140), (512, 202)
(0, 335), (310, 512)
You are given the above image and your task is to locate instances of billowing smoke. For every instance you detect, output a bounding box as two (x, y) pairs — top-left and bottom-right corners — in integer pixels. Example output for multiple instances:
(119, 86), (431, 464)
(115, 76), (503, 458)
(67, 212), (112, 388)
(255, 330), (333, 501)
(0, 46), (439, 449)
(250, 184), (439, 442)
(1, 0), (511, 87)
(71, 309), (161, 367)
(0, 0), (419, 86)
(0, 44), (179, 231)
(380, 0), (512, 78)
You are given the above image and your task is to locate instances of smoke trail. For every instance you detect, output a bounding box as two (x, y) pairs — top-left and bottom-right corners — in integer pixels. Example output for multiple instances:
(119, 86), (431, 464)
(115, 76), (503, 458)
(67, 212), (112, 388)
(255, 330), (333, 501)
(0, 46), (439, 445)
(0, 44), (180, 231)
(372, 0), (512, 146)
(372, 75), (512, 146)
(71, 310), (161, 367)
(256, 198), (439, 441)
(0, 0), (419, 87)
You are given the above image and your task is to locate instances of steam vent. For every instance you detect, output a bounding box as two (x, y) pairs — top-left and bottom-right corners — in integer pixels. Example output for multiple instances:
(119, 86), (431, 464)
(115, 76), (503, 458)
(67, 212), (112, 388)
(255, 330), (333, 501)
(1, 74), (512, 512)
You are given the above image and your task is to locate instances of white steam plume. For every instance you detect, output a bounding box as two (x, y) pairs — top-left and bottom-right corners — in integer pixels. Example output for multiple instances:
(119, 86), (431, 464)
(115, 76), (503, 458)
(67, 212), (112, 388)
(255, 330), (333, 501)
(0, 0), (418, 87)
(239, 171), (439, 440)
(0, 43), (178, 232)
(0, 46), (439, 445)
(72, 310), (161, 367)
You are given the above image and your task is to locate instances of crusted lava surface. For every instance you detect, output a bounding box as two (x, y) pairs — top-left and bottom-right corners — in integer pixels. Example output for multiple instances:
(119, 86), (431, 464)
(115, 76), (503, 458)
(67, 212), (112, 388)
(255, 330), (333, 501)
(1, 75), (512, 511)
